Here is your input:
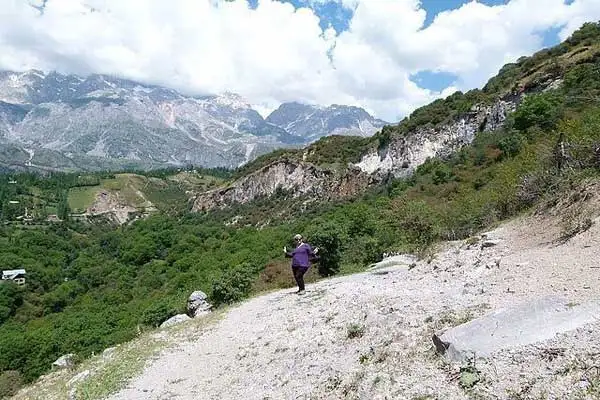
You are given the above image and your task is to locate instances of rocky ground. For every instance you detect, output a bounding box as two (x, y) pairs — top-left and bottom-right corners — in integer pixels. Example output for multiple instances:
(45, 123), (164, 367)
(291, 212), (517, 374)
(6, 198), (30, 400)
(103, 211), (600, 400)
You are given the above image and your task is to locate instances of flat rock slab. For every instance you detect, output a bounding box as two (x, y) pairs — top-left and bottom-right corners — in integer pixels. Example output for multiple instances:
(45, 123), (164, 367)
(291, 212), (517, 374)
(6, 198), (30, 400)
(433, 295), (600, 362)
(368, 254), (417, 274)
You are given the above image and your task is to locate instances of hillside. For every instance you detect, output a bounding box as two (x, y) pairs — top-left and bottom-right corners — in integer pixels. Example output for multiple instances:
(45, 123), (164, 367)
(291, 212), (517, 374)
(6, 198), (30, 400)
(194, 22), (600, 212)
(13, 209), (600, 400)
(0, 168), (226, 226)
(1, 22), (600, 398)
(90, 213), (600, 400)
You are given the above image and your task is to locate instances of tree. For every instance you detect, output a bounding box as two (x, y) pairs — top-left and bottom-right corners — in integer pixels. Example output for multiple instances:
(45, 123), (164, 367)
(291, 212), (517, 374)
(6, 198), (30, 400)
(0, 283), (23, 324)
(57, 191), (70, 220)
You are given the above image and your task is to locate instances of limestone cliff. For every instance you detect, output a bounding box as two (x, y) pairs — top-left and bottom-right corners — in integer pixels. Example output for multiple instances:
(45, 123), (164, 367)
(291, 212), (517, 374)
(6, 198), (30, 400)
(192, 159), (373, 211)
(354, 99), (517, 179)
(191, 94), (521, 212)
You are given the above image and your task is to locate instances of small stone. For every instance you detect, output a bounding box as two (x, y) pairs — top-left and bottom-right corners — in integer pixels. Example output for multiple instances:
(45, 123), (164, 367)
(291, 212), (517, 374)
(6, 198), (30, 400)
(481, 239), (501, 248)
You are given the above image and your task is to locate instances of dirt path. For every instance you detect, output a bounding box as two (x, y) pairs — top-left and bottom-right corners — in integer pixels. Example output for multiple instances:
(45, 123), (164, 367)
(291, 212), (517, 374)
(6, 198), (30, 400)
(108, 214), (600, 400)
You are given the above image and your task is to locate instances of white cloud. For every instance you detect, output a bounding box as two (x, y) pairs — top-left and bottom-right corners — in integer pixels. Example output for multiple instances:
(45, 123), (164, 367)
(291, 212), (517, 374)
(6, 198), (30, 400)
(0, 0), (599, 122)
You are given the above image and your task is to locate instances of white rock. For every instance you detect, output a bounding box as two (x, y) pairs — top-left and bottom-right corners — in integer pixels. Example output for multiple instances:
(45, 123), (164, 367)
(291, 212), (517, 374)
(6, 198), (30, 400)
(102, 346), (117, 360)
(160, 314), (191, 328)
(187, 290), (212, 317)
(481, 239), (502, 248)
(68, 370), (91, 387)
(52, 354), (75, 369)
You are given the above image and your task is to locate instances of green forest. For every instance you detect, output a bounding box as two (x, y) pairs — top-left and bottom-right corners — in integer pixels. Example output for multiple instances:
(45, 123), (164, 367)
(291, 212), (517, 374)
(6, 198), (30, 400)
(1, 22), (600, 396)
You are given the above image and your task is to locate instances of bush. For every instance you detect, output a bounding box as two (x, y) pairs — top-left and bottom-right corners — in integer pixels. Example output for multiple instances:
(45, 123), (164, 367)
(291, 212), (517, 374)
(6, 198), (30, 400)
(562, 108), (600, 169)
(513, 93), (563, 132)
(140, 298), (181, 327)
(387, 198), (442, 249)
(497, 131), (527, 159)
(211, 264), (256, 306)
(305, 223), (342, 277)
(355, 236), (385, 266)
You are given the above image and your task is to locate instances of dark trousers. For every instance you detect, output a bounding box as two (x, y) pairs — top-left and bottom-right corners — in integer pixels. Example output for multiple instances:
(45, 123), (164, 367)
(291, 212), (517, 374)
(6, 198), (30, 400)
(292, 266), (308, 291)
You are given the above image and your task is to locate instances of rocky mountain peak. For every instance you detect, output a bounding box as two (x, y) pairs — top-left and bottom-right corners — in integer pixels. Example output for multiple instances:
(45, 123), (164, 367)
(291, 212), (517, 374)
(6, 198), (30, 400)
(266, 101), (387, 141)
(0, 69), (387, 171)
(202, 92), (252, 110)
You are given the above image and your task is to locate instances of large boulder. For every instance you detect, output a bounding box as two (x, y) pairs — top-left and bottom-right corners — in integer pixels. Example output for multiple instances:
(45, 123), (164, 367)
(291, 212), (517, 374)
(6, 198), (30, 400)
(433, 295), (600, 362)
(52, 354), (75, 369)
(160, 314), (191, 328)
(187, 290), (212, 317)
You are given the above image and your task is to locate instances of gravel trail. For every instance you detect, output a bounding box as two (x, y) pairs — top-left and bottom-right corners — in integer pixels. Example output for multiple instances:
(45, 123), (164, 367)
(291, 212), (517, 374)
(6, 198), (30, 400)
(109, 215), (600, 400)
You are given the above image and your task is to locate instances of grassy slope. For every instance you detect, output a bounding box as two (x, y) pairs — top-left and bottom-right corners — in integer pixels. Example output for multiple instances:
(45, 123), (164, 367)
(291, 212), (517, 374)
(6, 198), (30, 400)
(26, 171), (224, 216)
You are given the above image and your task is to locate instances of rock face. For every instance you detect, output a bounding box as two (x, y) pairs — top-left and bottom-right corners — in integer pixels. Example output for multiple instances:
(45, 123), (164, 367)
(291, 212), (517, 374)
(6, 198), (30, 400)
(187, 291), (212, 317)
(192, 159), (373, 211)
(192, 97), (518, 211)
(432, 295), (600, 362)
(354, 99), (516, 178)
(160, 314), (191, 328)
(52, 354), (75, 369)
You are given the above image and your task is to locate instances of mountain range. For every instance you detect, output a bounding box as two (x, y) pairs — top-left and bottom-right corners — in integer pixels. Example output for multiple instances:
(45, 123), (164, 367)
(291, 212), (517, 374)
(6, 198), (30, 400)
(0, 70), (387, 171)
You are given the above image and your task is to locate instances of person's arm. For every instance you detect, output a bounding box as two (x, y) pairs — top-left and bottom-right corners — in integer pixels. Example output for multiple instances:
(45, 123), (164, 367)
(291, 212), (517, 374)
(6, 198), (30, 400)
(284, 246), (293, 258)
(308, 244), (320, 260)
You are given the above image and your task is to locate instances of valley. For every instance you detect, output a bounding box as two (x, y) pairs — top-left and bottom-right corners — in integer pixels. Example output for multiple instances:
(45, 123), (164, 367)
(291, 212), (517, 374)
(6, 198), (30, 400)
(1, 20), (600, 400)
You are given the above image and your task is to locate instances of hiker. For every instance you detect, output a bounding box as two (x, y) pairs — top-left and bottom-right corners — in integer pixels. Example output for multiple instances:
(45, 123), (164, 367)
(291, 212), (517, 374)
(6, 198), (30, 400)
(284, 234), (318, 295)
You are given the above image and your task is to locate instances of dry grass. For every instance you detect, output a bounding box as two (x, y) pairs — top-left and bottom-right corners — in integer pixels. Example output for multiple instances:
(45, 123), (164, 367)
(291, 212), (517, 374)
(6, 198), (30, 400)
(12, 312), (224, 400)
(251, 260), (320, 294)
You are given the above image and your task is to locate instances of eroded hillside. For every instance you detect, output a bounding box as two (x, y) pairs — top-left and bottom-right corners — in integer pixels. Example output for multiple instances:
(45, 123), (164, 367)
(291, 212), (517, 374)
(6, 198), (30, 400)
(193, 22), (600, 212)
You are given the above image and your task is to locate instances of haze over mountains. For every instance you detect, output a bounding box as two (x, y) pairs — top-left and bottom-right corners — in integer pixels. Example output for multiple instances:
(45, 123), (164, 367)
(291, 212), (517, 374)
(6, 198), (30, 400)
(0, 70), (387, 171)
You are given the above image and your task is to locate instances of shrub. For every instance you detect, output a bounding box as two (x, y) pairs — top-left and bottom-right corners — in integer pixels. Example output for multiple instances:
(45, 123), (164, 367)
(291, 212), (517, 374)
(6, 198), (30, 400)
(140, 298), (181, 327)
(513, 93), (563, 132)
(497, 131), (526, 158)
(305, 223), (343, 277)
(211, 264), (256, 306)
(387, 198), (442, 249)
(252, 260), (319, 293)
(561, 108), (600, 169)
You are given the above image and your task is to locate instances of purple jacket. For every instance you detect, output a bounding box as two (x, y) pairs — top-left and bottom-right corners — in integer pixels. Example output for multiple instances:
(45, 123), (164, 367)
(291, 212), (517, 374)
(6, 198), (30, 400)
(286, 243), (317, 268)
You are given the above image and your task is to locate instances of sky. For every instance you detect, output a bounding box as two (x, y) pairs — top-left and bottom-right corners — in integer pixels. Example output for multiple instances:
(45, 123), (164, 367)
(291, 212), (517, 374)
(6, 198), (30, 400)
(0, 0), (599, 121)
